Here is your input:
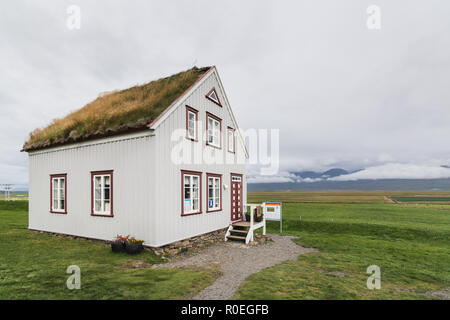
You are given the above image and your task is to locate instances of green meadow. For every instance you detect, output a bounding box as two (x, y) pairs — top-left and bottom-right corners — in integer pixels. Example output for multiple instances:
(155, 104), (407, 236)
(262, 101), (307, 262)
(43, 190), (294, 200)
(0, 201), (217, 299)
(1, 191), (449, 299)
(235, 192), (450, 299)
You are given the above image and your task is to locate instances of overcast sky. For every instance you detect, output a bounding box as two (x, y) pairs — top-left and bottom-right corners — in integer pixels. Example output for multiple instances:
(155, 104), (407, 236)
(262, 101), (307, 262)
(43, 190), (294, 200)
(1, 0), (450, 188)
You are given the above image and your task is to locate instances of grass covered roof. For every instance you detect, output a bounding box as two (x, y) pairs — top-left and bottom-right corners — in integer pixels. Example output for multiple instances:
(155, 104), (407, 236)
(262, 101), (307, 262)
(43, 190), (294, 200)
(23, 66), (211, 152)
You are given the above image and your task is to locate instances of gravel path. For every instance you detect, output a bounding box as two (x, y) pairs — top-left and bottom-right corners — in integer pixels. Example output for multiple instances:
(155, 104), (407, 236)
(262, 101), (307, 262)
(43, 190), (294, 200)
(153, 234), (318, 300)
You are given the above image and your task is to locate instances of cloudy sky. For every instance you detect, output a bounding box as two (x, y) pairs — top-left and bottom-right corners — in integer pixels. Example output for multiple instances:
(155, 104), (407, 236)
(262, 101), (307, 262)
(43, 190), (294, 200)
(1, 0), (450, 188)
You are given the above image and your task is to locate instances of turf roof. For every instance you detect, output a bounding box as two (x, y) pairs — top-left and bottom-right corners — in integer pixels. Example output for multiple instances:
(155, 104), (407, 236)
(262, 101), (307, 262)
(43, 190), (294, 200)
(23, 66), (212, 152)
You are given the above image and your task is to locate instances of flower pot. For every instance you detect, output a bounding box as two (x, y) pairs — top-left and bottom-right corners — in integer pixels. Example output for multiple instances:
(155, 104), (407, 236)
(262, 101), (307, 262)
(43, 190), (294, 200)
(125, 243), (143, 255)
(111, 241), (125, 253)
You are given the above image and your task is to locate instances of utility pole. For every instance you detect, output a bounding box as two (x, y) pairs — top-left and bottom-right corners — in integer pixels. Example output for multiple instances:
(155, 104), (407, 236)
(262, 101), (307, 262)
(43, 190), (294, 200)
(1, 184), (12, 201)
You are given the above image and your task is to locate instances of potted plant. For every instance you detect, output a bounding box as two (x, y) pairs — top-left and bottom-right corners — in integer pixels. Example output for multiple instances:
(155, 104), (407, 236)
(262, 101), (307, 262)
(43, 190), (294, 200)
(125, 237), (144, 255)
(111, 234), (129, 253)
(245, 206), (263, 223)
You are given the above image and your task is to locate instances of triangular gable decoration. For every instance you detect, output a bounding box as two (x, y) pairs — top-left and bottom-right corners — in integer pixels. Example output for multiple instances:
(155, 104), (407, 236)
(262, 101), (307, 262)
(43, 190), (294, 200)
(206, 87), (221, 106)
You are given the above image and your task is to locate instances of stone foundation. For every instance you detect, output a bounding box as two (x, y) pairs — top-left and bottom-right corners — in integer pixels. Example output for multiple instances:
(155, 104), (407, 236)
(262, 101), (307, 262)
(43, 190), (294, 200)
(150, 228), (227, 256)
(29, 227), (273, 257)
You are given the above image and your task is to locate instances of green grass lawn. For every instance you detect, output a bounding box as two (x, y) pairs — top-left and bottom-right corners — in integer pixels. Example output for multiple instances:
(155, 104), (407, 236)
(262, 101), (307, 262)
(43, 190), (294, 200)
(235, 194), (450, 300)
(0, 201), (218, 299)
(2, 193), (449, 300)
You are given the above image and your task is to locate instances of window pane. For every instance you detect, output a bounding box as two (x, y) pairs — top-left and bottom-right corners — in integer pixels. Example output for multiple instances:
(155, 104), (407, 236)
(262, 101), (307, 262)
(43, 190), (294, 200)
(104, 176), (110, 188)
(193, 199), (199, 211)
(192, 186), (198, 200)
(192, 176), (199, 188)
(104, 188), (110, 200)
(95, 200), (101, 211)
(95, 188), (101, 201)
(104, 200), (110, 212)
(184, 186), (191, 200)
(53, 199), (58, 210)
(60, 199), (65, 210)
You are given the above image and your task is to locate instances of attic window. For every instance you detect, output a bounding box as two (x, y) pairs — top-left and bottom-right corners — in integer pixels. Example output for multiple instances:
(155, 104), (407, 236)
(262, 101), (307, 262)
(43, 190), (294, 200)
(206, 112), (222, 149)
(186, 106), (198, 141)
(206, 88), (221, 106)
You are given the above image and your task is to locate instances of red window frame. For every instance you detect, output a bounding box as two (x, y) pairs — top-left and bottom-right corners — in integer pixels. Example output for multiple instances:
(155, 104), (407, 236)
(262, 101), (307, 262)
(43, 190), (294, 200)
(206, 112), (222, 149)
(90, 170), (114, 217)
(50, 173), (67, 214)
(181, 170), (202, 216)
(227, 127), (235, 153)
(206, 173), (222, 213)
(205, 87), (222, 107)
(185, 105), (199, 141)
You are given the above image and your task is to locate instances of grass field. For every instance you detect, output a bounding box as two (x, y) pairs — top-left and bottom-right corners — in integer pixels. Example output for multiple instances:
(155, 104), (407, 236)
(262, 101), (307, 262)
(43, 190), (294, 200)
(1, 191), (449, 300)
(0, 201), (218, 299)
(234, 192), (450, 299)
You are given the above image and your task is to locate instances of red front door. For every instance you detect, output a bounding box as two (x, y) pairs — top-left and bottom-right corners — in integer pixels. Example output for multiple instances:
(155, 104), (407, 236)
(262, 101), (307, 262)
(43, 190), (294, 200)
(230, 174), (243, 221)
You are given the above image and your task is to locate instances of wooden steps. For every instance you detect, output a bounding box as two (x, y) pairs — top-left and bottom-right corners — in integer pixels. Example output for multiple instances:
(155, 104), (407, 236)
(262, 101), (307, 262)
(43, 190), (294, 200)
(225, 221), (250, 242)
(227, 235), (246, 241)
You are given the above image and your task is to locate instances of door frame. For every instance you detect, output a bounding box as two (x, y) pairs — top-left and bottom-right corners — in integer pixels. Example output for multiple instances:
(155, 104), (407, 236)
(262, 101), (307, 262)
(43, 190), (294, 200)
(230, 173), (243, 222)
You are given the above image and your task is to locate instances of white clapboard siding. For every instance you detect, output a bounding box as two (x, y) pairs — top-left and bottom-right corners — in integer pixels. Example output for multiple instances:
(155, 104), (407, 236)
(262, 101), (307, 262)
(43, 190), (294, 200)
(28, 132), (156, 245)
(28, 68), (246, 247)
(151, 70), (247, 247)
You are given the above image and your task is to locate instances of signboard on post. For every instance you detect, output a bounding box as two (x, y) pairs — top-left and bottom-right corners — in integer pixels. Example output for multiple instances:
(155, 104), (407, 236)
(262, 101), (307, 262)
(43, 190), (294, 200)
(264, 202), (282, 234)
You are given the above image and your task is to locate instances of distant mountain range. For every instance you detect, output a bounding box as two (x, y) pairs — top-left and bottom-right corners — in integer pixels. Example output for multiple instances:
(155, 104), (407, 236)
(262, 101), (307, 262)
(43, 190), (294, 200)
(248, 178), (450, 192)
(291, 168), (361, 180)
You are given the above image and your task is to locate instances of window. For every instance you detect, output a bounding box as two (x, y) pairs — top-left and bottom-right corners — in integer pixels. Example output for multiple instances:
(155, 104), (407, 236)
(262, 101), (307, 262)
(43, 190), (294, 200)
(227, 127), (235, 153)
(91, 170), (113, 217)
(181, 170), (202, 215)
(206, 87), (221, 106)
(50, 174), (67, 214)
(206, 112), (222, 148)
(185, 106), (198, 141)
(207, 173), (222, 212)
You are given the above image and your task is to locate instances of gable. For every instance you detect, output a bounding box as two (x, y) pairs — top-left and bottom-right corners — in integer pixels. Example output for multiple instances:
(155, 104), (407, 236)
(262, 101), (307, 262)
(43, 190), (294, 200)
(149, 67), (249, 158)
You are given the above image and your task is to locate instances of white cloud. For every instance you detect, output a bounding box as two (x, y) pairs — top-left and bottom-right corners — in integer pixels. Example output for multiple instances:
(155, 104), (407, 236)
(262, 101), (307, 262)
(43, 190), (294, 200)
(330, 163), (450, 181)
(247, 176), (294, 184)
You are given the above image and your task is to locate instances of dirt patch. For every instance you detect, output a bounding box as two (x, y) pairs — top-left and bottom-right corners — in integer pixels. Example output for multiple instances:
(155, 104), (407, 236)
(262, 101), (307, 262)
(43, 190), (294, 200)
(426, 287), (450, 300)
(123, 259), (152, 269)
(153, 234), (318, 300)
(315, 269), (348, 278)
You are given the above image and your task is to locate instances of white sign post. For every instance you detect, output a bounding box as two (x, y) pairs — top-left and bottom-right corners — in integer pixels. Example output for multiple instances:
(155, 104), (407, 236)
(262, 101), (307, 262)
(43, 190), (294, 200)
(263, 202), (282, 234)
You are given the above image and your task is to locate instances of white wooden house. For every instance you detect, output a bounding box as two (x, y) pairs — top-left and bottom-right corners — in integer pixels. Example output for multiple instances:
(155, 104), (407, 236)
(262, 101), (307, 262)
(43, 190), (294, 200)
(23, 66), (251, 247)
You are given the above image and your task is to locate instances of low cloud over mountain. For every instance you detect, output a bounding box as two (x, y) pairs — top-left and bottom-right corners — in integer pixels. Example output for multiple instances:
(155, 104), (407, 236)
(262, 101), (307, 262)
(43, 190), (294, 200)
(248, 163), (450, 184)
